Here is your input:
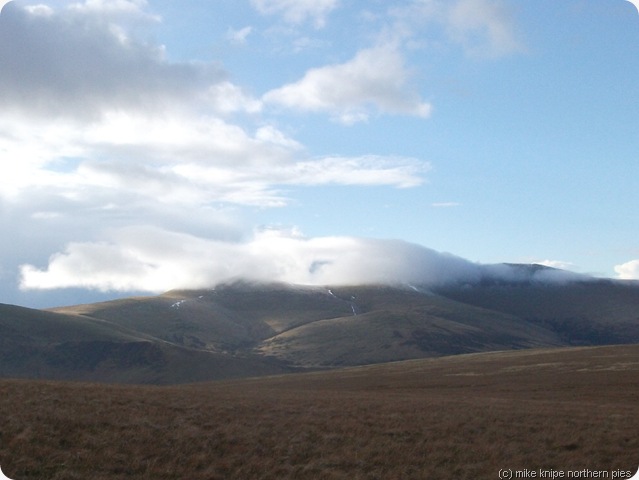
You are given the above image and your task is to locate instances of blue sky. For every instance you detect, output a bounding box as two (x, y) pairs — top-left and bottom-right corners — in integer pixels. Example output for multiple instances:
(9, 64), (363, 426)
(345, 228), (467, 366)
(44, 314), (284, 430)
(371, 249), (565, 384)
(1, 0), (638, 307)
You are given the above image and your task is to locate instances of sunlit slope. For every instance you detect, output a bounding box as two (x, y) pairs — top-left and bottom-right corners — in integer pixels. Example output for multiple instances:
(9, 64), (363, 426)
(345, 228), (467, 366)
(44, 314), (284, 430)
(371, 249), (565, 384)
(257, 285), (562, 367)
(52, 283), (356, 352)
(228, 343), (639, 396)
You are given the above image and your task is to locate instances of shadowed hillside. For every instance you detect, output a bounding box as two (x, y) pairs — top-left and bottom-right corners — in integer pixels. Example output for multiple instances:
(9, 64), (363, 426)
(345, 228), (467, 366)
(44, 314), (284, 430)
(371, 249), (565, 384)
(434, 277), (639, 344)
(0, 303), (290, 384)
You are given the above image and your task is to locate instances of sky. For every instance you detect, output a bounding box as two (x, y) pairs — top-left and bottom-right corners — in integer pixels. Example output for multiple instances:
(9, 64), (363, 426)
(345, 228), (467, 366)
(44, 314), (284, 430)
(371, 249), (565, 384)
(1, 0), (638, 308)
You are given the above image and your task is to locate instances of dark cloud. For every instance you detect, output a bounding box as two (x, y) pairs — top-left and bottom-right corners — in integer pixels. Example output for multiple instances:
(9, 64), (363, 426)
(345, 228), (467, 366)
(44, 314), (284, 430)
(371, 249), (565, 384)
(0, 2), (222, 119)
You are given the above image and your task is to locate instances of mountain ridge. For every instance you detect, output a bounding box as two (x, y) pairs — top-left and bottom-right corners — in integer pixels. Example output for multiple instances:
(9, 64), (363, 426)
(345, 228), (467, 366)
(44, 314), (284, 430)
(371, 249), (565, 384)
(1, 265), (638, 384)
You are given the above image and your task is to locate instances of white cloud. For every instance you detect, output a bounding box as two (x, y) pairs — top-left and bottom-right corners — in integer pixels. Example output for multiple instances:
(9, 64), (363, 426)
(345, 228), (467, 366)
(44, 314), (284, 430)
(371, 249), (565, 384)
(20, 227), (590, 293)
(255, 125), (302, 149)
(250, 0), (339, 28)
(288, 156), (428, 188)
(298, 0), (523, 141)
(387, 0), (522, 58)
(19, 228), (480, 292)
(226, 25), (253, 45)
(68, 0), (157, 20)
(205, 81), (263, 115)
(170, 154), (427, 207)
(263, 45), (432, 124)
(446, 0), (523, 58)
(615, 260), (639, 280)
(0, 4), (428, 208)
(1, 114), (428, 221)
(535, 260), (577, 271)
(626, 0), (639, 15)
(1, 111), (427, 211)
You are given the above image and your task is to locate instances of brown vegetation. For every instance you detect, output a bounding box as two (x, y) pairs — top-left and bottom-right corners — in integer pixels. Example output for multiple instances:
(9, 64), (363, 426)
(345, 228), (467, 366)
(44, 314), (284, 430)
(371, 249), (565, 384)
(1, 344), (638, 479)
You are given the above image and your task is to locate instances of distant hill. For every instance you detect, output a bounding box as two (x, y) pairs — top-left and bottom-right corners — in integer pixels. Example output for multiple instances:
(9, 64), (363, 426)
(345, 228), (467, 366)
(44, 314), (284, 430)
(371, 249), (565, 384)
(0, 266), (638, 383)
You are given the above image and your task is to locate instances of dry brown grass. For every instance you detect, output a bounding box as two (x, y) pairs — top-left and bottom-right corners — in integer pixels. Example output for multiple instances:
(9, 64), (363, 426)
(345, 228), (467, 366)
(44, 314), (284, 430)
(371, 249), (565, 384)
(1, 345), (638, 479)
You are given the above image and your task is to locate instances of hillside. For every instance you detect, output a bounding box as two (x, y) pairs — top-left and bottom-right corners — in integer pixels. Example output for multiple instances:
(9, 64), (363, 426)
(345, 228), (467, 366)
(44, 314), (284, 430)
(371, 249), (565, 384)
(52, 282), (568, 367)
(255, 285), (562, 366)
(1, 344), (638, 479)
(0, 268), (637, 383)
(0, 303), (290, 384)
(434, 278), (639, 344)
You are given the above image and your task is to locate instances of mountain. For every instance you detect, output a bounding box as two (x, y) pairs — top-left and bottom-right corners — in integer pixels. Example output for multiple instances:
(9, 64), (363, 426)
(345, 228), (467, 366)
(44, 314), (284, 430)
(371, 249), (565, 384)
(49, 281), (564, 368)
(1, 266), (638, 383)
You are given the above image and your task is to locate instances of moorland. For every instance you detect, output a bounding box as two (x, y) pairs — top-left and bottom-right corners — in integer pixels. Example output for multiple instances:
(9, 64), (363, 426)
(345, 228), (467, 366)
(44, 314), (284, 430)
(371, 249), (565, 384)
(1, 344), (638, 479)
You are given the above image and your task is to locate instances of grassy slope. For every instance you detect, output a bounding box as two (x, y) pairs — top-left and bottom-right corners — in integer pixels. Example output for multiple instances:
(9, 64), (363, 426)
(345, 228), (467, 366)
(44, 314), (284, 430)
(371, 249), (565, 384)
(0, 303), (147, 345)
(434, 280), (639, 344)
(1, 344), (638, 479)
(0, 303), (290, 384)
(51, 284), (356, 351)
(51, 283), (566, 369)
(258, 286), (562, 366)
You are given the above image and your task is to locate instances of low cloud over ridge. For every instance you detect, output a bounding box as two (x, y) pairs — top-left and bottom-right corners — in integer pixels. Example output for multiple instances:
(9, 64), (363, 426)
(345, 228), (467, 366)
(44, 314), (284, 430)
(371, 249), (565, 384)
(615, 259), (639, 280)
(20, 227), (585, 294)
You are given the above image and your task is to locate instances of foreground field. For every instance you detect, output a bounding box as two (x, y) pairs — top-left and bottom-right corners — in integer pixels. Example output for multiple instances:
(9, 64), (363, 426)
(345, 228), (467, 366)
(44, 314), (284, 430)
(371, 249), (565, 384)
(1, 345), (638, 479)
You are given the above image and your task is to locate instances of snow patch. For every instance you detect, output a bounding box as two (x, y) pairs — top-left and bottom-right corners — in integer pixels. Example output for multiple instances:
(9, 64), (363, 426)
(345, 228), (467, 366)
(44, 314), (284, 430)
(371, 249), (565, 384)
(171, 300), (187, 309)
